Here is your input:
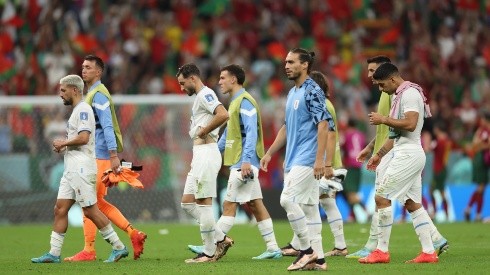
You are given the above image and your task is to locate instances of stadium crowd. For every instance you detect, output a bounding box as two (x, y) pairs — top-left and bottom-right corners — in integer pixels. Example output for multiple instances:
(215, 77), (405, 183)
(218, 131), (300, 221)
(1, 0), (489, 192)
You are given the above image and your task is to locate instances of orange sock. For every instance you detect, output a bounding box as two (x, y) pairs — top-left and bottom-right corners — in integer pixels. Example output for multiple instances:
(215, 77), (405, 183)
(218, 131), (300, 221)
(82, 216), (97, 253)
(98, 198), (134, 237)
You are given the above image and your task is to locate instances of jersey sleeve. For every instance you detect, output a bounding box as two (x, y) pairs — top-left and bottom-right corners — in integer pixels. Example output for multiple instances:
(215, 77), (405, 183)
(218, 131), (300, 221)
(401, 88), (422, 114)
(93, 92), (118, 150)
(77, 104), (94, 133)
(199, 89), (222, 115)
(305, 86), (334, 129)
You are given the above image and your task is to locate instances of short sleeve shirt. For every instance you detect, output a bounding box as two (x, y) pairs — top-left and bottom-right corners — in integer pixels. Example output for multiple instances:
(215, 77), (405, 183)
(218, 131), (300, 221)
(189, 86), (222, 141)
(65, 102), (96, 172)
(395, 87), (424, 146)
(284, 78), (332, 172)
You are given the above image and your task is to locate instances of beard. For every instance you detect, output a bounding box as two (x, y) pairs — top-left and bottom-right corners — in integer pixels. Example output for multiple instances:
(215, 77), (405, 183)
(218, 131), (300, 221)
(286, 71), (300, 81)
(62, 98), (72, 105)
(185, 88), (195, 96)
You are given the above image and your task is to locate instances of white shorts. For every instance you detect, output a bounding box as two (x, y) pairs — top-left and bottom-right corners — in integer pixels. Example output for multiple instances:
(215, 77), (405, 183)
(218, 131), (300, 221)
(375, 149), (394, 187)
(281, 166), (319, 205)
(224, 166), (262, 203)
(57, 170), (97, 208)
(183, 143), (221, 199)
(376, 144), (426, 204)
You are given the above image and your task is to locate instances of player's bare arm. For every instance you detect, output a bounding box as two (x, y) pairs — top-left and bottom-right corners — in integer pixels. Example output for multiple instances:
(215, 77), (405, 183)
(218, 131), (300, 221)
(197, 104), (229, 139)
(357, 138), (375, 162)
(366, 139), (394, 171)
(53, 131), (91, 152)
(314, 120), (328, 180)
(369, 111), (419, 132)
(260, 124), (287, 172)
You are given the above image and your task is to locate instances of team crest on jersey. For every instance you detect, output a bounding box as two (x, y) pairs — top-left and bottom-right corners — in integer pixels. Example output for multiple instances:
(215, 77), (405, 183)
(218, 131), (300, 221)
(205, 94), (215, 103)
(80, 112), (88, 120)
(294, 100), (299, 110)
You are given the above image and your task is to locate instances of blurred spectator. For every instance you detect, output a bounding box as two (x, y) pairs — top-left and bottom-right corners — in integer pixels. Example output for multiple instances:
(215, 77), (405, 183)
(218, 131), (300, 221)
(464, 110), (490, 222)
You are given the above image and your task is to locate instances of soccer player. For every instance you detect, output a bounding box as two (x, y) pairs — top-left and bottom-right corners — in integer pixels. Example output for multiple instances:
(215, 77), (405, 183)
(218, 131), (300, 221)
(359, 63), (439, 264)
(177, 63), (230, 263)
(261, 48), (333, 271)
(280, 70), (348, 260)
(430, 120), (451, 219)
(188, 64), (282, 260)
(32, 75), (128, 263)
(64, 55), (147, 262)
(464, 111), (490, 222)
(346, 56), (448, 259)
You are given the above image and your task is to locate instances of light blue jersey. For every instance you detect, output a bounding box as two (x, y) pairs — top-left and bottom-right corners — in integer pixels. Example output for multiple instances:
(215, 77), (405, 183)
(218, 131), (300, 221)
(88, 81), (117, 160)
(284, 77), (333, 172)
(218, 89), (260, 169)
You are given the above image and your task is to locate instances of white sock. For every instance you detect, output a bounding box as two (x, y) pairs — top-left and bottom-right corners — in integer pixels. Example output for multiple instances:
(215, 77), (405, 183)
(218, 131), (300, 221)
(365, 211), (379, 250)
(290, 234), (300, 250)
(216, 215), (235, 235)
(181, 203), (201, 223)
(303, 204), (324, 259)
(198, 205), (216, 256)
(376, 207), (393, 253)
(215, 215), (234, 243)
(257, 218), (279, 251)
(100, 224), (125, 250)
(281, 199), (309, 250)
(428, 218), (444, 243)
(320, 198), (346, 249)
(410, 208), (435, 254)
(49, 231), (65, 256)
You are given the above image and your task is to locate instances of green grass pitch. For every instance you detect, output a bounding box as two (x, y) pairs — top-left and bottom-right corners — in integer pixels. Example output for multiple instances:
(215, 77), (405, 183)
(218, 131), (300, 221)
(0, 221), (487, 274)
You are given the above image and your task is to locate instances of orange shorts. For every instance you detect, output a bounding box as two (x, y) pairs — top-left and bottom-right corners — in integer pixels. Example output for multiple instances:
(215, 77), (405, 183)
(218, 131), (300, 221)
(96, 159), (112, 198)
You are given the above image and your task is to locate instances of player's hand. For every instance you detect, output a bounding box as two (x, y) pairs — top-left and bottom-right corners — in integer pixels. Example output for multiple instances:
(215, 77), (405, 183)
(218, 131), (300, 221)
(52, 139), (66, 153)
(110, 155), (121, 174)
(241, 162), (252, 179)
(369, 112), (385, 125)
(197, 127), (207, 139)
(356, 147), (372, 162)
(313, 160), (325, 180)
(324, 166), (334, 179)
(366, 154), (381, 171)
(260, 154), (271, 172)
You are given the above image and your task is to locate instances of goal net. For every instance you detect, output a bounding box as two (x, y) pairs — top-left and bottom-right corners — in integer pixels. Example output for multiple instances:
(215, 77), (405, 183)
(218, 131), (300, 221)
(0, 95), (194, 224)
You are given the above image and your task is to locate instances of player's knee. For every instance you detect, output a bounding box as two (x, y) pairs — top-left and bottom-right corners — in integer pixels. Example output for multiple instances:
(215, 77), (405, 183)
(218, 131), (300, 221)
(81, 204), (97, 220)
(222, 201), (237, 215)
(53, 204), (69, 217)
(247, 199), (264, 212)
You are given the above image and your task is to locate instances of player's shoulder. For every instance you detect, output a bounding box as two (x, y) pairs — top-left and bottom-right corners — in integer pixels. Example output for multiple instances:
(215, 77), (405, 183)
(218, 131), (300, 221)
(403, 87), (423, 100)
(78, 102), (94, 115)
(304, 78), (324, 98)
(198, 86), (219, 102)
(93, 91), (109, 102)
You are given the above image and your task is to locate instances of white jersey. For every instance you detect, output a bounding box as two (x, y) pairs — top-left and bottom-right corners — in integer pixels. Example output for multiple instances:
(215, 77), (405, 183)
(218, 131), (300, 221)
(189, 86), (222, 141)
(64, 101), (96, 172)
(394, 87), (424, 146)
